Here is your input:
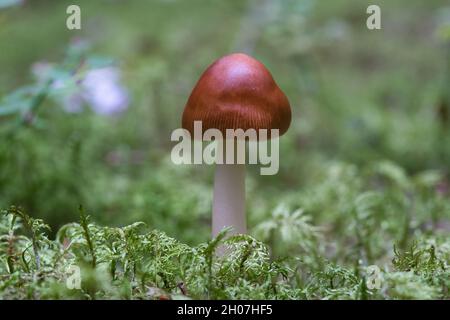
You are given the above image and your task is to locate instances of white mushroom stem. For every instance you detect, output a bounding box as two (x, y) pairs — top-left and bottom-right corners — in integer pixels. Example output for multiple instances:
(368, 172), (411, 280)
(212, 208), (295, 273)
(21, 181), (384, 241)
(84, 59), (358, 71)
(212, 163), (246, 237)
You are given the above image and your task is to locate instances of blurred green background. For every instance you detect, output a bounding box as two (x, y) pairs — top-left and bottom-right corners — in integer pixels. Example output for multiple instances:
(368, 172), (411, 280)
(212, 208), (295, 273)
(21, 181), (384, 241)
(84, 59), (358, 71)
(0, 0), (449, 259)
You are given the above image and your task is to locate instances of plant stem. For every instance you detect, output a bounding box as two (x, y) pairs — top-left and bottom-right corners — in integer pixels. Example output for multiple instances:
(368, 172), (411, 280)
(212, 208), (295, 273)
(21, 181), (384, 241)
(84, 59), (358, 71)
(212, 163), (246, 237)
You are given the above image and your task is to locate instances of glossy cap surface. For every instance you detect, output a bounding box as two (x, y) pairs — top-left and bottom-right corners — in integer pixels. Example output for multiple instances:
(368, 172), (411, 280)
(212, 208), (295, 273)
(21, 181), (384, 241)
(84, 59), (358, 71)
(182, 53), (291, 138)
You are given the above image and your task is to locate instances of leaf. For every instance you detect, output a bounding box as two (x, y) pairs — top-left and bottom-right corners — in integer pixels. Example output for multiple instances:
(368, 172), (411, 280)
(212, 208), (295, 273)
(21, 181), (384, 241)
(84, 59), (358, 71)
(0, 0), (23, 9)
(354, 192), (382, 217)
(85, 56), (115, 69)
(0, 85), (36, 116)
(375, 161), (410, 189)
(413, 171), (443, 188)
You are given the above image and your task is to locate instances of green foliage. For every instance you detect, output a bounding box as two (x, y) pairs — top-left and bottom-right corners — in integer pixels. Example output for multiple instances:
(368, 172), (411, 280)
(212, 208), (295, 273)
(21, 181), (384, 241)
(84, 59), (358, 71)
(0, 0), (449, 300)
(0, 207), (291, 299)
(0, 206), (448, 299)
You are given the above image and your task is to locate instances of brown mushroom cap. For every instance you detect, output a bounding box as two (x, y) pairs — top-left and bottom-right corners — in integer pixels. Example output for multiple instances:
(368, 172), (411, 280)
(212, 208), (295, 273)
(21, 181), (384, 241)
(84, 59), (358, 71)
(182, 53), (291, 138)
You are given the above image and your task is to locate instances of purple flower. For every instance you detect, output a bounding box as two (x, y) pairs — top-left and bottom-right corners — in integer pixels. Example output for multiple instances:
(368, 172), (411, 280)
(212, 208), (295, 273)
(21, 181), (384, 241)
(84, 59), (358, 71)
(31, 59), (129, 116)
(436, 181), (449, 196)
(82, 67), (129, 116)
(62, 93), (84, 113)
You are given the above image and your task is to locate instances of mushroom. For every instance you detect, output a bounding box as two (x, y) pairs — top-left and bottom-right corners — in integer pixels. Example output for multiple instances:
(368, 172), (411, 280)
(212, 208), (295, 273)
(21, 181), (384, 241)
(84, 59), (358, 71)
(182, 53), (291, 238)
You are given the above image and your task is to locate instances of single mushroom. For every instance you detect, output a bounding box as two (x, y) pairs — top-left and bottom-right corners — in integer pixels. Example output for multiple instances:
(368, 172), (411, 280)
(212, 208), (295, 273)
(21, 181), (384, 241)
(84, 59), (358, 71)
(182, 53), (291, 238)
